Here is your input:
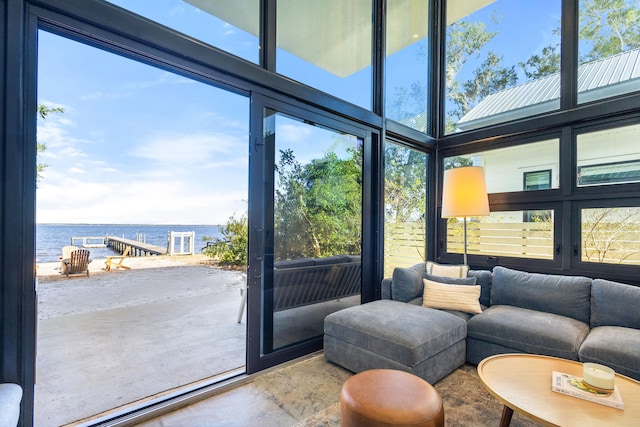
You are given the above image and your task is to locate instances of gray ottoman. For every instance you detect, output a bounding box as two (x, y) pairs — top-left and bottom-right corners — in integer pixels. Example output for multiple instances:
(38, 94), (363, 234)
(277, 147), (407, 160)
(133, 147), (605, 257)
(324, 300), (466, 384)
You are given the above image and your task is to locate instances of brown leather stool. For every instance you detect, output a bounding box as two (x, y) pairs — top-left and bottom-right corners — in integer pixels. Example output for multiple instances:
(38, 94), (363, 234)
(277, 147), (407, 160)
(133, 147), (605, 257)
(340, 369), (444, 427)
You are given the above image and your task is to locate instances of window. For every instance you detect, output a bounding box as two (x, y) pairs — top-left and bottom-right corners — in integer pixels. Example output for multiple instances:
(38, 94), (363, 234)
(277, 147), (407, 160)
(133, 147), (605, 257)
(276, 0), (373, 109)
(578, 0), (640, 104)
(524, 170), (552, 190)
(383, 141), (428, 277)
(446, 210), (555, 260)
(385, 1), (429, 133)
(581, 207), (640, 265)
(577, 123), (640, 187)
(105, 0), (260, 64)
(444, 139), (560, 193)
(445, 0), (561, 134)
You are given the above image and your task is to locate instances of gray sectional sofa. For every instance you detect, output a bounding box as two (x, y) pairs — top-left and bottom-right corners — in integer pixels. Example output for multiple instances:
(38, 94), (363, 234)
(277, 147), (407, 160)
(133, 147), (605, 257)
(324, 263), (640, 383)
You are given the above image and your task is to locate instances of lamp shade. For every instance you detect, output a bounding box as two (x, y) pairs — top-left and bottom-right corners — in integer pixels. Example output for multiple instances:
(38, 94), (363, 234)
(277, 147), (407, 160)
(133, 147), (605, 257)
(441, 166), (490, 218)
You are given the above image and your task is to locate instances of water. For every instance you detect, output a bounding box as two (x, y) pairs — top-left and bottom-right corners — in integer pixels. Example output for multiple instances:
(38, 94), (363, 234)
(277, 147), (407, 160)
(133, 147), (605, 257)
(36, 224), (221, 263)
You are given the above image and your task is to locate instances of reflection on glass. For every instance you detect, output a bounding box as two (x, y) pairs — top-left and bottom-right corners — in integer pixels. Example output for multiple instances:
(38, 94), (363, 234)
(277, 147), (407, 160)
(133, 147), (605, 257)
(276, 0), (372, 109)
(445, 0), (561, 134)
(265, 111), (362, 352)
(385, 1), (429, 132)
(581, 207), (640, 265)
(447, 211), (554, 260)
(105, 0), (260, 64)
(578, 0), (640, 104)
(383, 142), (428, 277)
(577, 123), (640, 187)
(444, 139), (560, 193)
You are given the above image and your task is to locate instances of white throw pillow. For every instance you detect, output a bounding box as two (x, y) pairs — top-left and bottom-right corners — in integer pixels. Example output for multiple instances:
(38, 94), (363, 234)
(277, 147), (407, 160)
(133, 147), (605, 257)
(425, 261), (469, 278)
(422, 278), (482, 314)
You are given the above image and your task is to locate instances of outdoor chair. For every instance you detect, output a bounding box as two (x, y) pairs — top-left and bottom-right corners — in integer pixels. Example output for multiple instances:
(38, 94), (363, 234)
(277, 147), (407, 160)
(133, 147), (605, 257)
(59, 245), (78, 271)
(105, 246), (132, 271)
(61, 249), (91, 277)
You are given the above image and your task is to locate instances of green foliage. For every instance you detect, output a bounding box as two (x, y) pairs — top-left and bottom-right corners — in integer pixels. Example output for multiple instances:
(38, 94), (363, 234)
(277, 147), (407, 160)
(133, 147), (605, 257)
(519, 45), (561, 79)
(204, 212), (248, 266)
(384, 144), (427, 223)
(274, 147), (362, 260)
(36, 104), (64, 185)
(579, 0), (640, 62)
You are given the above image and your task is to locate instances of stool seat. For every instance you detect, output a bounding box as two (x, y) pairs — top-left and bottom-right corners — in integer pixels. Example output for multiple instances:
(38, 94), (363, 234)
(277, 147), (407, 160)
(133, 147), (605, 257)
(340, 369), (444, 427)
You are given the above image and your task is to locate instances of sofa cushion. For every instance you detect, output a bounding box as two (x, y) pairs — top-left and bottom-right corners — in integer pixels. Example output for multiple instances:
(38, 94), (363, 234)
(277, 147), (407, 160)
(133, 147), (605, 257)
(324, 300), (466, 368)
(391, 263), (426, 302)
(591, 279), (640, 329)
(426, 261), (468, 278)
(579, 326), (640, 381)
(422, 278), (482, 314)
(0, 383), (22, 427)
(468, 270), (492, 307)
(491, 266), (592, 324)
(467, 305), (590, 360)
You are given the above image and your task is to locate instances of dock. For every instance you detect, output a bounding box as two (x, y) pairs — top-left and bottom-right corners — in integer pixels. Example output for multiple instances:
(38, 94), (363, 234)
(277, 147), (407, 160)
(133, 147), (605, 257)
(105, 236), (167, 257)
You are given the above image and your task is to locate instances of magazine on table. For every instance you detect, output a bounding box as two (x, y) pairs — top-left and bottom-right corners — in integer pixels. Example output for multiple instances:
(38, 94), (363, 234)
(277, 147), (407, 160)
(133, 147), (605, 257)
(551, 371), (624, 410)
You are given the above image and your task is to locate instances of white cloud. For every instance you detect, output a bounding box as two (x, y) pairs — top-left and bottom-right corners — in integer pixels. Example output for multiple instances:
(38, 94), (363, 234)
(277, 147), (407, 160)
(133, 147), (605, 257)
(130, 132), (245, 165)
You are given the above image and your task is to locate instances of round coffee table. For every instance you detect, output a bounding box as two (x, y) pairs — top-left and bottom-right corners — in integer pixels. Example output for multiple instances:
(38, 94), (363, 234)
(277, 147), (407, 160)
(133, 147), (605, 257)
(478, 354), (640, 427)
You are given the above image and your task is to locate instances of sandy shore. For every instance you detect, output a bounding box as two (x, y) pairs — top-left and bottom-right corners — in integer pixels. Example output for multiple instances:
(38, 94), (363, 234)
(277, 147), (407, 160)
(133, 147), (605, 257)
(36, 253), (217, 279)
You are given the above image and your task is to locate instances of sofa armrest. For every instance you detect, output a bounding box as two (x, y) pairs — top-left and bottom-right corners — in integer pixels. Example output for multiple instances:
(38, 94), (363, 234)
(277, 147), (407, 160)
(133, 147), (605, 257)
(0, 383), (22, 427)
(381, 278), (392, 299)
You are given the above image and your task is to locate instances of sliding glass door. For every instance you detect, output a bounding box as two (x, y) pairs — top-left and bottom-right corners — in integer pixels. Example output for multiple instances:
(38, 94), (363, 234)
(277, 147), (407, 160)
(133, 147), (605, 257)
(247, 99), (366, 371)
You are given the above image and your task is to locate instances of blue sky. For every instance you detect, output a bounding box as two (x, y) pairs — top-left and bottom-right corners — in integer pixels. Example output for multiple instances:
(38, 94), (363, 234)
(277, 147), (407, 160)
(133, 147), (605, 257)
(36, 0), (561, 225)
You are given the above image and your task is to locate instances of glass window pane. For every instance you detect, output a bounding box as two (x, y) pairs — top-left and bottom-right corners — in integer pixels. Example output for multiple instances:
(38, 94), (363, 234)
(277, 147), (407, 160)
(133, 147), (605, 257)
(267, 112), (362, 352)
(581, 207), (640, 265)
(37, 31), (249, 425)
(105, 0), (260, 64)
(447, 210), (554, 259)
(445, 0), (561, 134)
(384, 142), (428, 277)
(578, 0), (640, 104)
(444, 139), (560, 193)
(276, 0), (372, 109)
(577, 123), (640, 187)
(385, 1), (429, 133)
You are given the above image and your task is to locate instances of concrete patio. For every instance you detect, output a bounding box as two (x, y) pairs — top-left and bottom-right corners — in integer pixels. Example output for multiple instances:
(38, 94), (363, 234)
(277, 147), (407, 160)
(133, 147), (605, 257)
(34, 255), (357, 427)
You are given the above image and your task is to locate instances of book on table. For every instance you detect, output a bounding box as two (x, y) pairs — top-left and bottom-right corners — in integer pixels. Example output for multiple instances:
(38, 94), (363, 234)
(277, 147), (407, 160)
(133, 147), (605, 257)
(551, 371), (624, 410)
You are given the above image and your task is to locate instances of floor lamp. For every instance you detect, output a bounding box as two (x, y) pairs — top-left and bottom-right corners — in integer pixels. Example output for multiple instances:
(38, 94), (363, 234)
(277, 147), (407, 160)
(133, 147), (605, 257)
(441, 166), (490, 265)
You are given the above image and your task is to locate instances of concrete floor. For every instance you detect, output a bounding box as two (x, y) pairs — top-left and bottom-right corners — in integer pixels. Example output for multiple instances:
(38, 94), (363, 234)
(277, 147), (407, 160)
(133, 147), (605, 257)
(134, 354), (352, 426)
(34, 259), (358, 427)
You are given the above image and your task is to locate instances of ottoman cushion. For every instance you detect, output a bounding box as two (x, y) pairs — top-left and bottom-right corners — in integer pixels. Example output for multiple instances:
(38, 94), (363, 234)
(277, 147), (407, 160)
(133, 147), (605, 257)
(324, 300), (466, 368)
(340, 369), (444, 427)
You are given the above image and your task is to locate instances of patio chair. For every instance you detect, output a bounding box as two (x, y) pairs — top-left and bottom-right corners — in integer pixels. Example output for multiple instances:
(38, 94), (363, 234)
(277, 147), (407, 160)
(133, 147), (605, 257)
(61, 249), (91, 277)
(105, 246), (131, 271)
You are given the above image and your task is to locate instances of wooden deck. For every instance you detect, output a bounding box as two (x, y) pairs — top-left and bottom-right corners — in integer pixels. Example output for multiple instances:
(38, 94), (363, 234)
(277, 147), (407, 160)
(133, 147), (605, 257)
(106, 236), (167, 257)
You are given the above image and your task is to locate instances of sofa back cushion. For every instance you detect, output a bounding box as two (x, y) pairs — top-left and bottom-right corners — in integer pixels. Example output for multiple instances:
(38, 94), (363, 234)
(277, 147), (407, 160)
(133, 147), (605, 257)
(491, 266), (592, 324)
(591, 279), (640, 329)
(468, 270), (492, 307)
(391, 263), (426, 302)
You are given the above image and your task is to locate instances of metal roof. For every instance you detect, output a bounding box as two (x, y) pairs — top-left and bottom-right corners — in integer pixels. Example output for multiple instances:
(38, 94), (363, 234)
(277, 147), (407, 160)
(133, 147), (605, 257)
(456, 48), (640, 131)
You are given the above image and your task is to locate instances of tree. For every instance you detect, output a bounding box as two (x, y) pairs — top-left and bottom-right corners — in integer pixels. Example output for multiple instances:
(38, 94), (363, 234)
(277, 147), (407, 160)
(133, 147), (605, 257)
(274, 148), (362, 260)
(204, 212), (248, 266)
(579, 0), (640, 62)
(384, 145), (426, 223)
(36, 104), (64, 184)
(445, 15), (520, 133)
(519, 45), (561, 79)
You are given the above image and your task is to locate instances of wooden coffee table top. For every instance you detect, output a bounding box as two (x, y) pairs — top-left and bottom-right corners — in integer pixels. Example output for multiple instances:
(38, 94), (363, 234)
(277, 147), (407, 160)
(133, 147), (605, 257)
(478, 354), (640, 427)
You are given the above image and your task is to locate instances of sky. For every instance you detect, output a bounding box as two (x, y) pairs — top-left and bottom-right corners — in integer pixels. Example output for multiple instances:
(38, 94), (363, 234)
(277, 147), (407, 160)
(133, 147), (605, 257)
(36, 0), (561, 225)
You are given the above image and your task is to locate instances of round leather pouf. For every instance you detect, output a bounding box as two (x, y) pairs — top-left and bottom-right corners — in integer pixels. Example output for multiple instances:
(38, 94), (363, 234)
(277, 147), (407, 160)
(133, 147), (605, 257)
(340, 369), (444, 427)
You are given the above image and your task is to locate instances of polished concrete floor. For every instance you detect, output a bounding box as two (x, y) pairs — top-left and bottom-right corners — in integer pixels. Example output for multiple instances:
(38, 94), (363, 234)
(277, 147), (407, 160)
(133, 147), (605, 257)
(134, 354), (352, 426)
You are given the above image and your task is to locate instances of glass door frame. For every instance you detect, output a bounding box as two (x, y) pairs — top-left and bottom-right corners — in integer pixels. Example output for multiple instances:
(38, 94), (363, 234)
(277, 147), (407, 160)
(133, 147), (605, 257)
(246, 93), (381, 373)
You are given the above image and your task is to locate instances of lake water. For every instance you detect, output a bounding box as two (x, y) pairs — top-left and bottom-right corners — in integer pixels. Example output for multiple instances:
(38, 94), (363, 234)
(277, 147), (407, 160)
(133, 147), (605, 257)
(36, 224), (221, 262)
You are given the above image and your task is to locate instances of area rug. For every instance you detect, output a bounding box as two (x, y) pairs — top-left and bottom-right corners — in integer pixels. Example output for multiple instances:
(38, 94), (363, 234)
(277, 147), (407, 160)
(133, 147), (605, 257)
(295, 365), (542, 427)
